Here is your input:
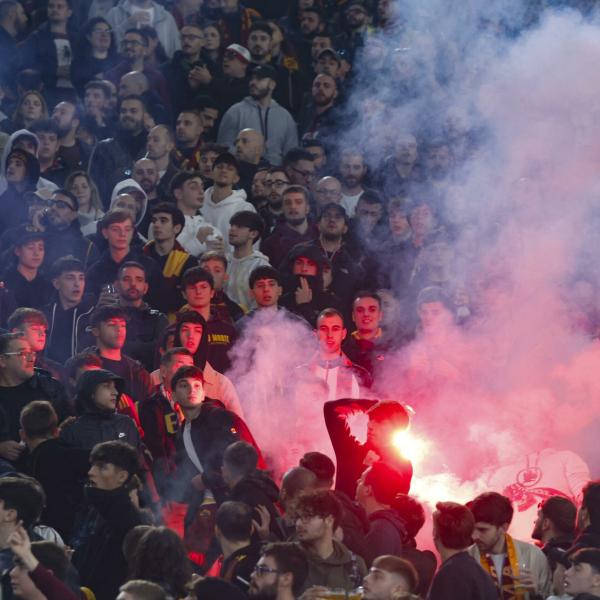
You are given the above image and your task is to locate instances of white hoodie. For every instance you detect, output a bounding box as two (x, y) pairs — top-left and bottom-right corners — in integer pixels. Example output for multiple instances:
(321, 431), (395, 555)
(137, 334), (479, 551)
(177, 214), (223, 257)
(225, 250), (271, 312)
(202, 187), (256, 252)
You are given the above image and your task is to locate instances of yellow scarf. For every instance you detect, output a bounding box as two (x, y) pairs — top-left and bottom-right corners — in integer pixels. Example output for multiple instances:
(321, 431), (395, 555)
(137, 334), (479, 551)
(479, 534), (524, 600)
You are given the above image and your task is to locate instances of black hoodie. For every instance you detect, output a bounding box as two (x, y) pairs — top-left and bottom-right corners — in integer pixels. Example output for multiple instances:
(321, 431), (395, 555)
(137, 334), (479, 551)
(280, 243), (344, 326)
(229, 470), (280, 534)
(59, 369), (140, 451)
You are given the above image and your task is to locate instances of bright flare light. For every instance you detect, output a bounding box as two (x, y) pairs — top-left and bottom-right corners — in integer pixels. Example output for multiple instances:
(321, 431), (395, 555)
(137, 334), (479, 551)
(392, 429), (431, 468)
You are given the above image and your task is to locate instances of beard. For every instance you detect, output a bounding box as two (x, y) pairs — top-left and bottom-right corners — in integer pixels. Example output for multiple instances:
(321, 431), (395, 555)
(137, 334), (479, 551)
(249, 584), (277, 600)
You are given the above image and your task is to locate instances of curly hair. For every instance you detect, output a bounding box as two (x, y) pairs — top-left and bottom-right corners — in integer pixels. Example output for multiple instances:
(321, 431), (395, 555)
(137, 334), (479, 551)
(129, 527), (192, 598)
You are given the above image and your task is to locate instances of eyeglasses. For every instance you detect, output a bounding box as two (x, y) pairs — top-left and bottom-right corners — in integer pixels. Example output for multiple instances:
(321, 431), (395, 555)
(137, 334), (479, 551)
(253, 565), (279, 576)
(291, 167), (315, 180)
(264, 179), (289, 188)
(92, 27), (112, 34)
(2, 350), (35, 359)
(122, 39), (143, 46)
(51, 199), (76, 211)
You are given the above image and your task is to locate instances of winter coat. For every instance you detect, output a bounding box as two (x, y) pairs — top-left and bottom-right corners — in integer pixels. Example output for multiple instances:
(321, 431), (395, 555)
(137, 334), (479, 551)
(364, 509), (407, 565)
(202, 187), (256, 249)
(19, 438), (90, 539)
(260, 220), (318, 269)
(88, 130), (148, 208)
(71, 485), (143, 600)
(84, 247), (162, 300)
(42, 295), (96, 364)
(218, 96), (298, 166)
(225, 250), (271, 311)
(106, 0), (181, 58)
(0, 369), (71, 443)
(59, 369), (141, 451)
(428, 551), (498, 600)
(138, 386), (178, 495)
(43, 220), (100, 272)
(170, 399), (262, 505)
(300, 539), (367, 592)
(20, 23), (75, 90)
(120, 302), (170, 371)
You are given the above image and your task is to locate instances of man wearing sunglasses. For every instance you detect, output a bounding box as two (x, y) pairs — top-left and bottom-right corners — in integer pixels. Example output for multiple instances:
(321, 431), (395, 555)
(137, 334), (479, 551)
(0, 332), (70, 463)
(42, 189), (99, 271)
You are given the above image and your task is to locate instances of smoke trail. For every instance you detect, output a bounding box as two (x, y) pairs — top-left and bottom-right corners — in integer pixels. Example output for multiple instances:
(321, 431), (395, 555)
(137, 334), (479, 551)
(344, 5), (600, 539)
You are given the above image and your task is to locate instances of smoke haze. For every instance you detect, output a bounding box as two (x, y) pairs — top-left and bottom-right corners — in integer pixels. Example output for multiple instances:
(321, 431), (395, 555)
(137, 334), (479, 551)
(228, 2), (600, 542)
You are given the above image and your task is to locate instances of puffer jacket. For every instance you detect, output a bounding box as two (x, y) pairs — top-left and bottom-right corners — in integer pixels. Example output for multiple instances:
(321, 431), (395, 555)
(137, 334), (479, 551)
(59, 369), (141, 451)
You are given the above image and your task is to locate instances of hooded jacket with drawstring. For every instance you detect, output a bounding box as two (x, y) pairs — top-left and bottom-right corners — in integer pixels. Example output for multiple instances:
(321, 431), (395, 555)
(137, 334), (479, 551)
(217, 96), (298, 166)
(0, 147), (40, 235)
(0, 129), (58, 197)
(83, 178), (148, 239)
(225, 249), (271, 312)
(299, 539), (367, 592)
(59, 369), (141, 451)
(105, 0), (181, 58)
(363, 508), (408, 565)
(68, 374), (144, 600)
(201, 186), (255, 250)
(42, 293), (96, 364)
(279, 244), (344, 327)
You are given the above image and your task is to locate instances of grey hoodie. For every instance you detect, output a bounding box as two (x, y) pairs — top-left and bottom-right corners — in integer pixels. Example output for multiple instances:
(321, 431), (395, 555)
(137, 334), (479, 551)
(217, 96), (298, 166)
(104, 0), (181, 58)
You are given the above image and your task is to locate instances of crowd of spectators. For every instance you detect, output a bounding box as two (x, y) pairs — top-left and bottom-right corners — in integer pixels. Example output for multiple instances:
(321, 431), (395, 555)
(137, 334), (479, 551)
(0, 0), (597, 599)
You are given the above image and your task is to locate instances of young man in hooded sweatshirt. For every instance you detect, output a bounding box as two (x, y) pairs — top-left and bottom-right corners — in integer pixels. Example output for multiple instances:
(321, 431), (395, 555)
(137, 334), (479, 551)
(59, 368), (141, 451)
(201, 152), (256, 252)
(226, 210), (270, 312)
(295, 489), (367, 595)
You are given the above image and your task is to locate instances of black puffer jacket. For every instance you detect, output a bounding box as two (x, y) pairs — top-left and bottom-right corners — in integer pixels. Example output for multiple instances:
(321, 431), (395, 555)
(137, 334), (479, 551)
(59, 369), (140, 451)
(71, 485), (143, 600)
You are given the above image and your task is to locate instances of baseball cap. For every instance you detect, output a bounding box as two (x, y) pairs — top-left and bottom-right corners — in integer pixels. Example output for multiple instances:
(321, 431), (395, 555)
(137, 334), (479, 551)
(251, 64), (278, 81)
(346, 0), (369, 13)
(318, 202), (348, 222)
(317, 48), (341, 64)
(225, 44), (251, 64)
